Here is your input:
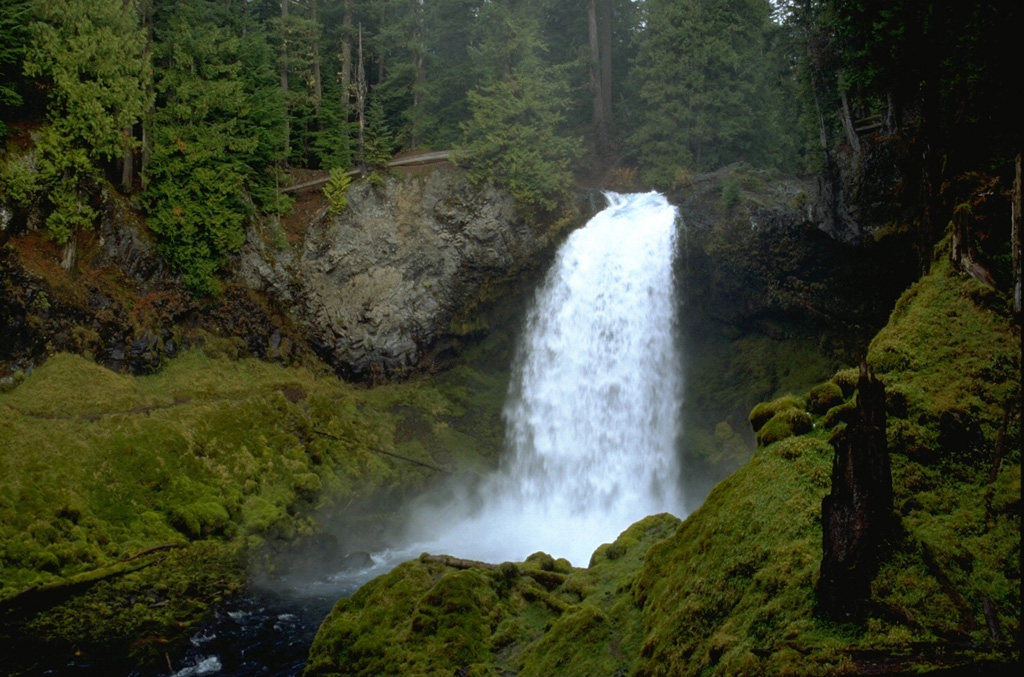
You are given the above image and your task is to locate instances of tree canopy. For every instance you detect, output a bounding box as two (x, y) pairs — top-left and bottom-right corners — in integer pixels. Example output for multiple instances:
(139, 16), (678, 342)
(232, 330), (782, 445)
(0, 0), (1014, 291)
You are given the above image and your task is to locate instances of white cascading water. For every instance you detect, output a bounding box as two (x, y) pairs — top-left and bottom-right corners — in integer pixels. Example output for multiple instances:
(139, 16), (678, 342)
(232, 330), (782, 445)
(172, 193), (685, 677)
(404, 191), (684, 566)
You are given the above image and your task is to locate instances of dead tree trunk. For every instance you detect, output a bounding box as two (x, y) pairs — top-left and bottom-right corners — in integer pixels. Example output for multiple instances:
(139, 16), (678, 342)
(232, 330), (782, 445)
(817, 363), (894, 622)
(1013, 153), (1022, 320)
(599, 0), (613, 133)
(587, 0), (607, 148)
(340, 0), (353, 116)
(356, 25), (368, 175)
(280, 0), (291, 158)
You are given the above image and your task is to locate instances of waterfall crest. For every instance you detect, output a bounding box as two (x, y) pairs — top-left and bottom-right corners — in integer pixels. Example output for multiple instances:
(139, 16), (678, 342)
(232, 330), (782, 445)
(410, 191), (684, 566)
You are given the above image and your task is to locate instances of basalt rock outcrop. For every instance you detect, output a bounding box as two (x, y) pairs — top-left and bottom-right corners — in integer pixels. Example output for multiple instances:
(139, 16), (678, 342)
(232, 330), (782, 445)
(2, 167), (554, 383)
(0, 189), (313, 380)
(240, 167), (554, 381)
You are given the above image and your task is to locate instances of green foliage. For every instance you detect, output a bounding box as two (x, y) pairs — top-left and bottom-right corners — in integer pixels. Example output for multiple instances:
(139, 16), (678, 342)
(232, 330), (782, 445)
(461, 3), (580, 216)
(0, 0), (31, 138)
(21, 0), (150, 241)
(24, 0), (150, 160)
(631, 0), (799, 183)
(0, 153), (38, 209)
(362, 95), (394, 170)
(721, 176), (741, 207)
(324, 169), (353, 215)
(144, 0), (285, 295)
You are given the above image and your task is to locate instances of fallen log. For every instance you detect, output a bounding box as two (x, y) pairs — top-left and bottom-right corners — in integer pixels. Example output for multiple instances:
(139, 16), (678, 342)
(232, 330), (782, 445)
(420, 554), (499, 570)
(0, 543), (183, 618)
(313, 430), (451, 474)
(280, 150), (469, 193)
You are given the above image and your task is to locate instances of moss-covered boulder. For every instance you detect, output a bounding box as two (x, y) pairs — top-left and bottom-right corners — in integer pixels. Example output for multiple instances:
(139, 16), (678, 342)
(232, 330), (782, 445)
(807, 380), (845, 414)
(748, 394), (805, 433)
(304, 514), (682, 676)
(306, 254), (1020, 676)
(755, 407), (814, 446)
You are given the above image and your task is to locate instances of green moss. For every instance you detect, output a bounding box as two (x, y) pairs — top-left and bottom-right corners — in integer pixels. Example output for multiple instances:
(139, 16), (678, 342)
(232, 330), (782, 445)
(305, 514), (681, 676)
(807, 381), (845, 414)
(831, 367), (860, 398)
(822, 400), (857, 429)
(303, 251), (1020, 676)
(0, 344), (513, 672)
(749, 394), (805, 433)
(756, 407), (813, 446)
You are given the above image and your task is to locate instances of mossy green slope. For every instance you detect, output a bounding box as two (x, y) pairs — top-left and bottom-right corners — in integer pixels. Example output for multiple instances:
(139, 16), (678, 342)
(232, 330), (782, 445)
(0, 335), (511, 672)
(305, 255), (1019, 675)
(635, 256), (1019, 675)
(304, 514), (681, 677)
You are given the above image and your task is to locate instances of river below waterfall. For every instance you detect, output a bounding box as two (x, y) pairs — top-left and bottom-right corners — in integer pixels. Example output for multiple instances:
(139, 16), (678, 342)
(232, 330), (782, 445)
(158, 191), (685, 676)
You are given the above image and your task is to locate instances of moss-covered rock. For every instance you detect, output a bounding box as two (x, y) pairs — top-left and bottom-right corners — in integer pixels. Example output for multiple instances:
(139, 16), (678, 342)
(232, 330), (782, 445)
(748, 394), (805, 433)
(304, 513), (681, 676)
(755, 407), (814, 446)
(0, 340), (513, 674)
(305, 253), (1020, 676)
(807, 380), (845, 414)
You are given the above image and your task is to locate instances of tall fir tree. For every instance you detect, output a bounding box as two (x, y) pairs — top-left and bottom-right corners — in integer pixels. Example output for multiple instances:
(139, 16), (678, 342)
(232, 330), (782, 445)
(145, 0), (285, 295)
(0, 0), (32, 139)
(630, 0), (786, 184)
(22, 0), (151, 245)
(462, 0), (580, 215)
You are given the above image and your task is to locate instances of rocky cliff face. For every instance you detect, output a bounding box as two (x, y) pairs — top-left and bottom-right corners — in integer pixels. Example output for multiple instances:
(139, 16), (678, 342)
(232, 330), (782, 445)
(240, 167), (553, 381)
(1, 167), (554, 383)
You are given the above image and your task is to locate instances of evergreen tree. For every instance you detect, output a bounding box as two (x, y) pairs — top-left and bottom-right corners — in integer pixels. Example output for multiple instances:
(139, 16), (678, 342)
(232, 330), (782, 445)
(630, 0), (786, 183)
(415, 0), (484, 149)
(22, 0), (151, 243)
(462, 0), (580, 214)
(0, 0), (32, 139)
(363, 94), (394, 170)
(145, 0), (285, 295)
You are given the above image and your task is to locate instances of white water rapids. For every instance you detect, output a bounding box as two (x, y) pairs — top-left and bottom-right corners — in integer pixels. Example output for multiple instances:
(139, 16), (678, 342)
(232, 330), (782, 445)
(165, 192), (685, 677)
(404, 191), (685, 566)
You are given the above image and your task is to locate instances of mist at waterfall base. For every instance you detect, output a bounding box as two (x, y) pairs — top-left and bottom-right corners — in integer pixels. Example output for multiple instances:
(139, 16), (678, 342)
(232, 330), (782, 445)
(157, 191), (685, 677)
(400, 190), (685, 567)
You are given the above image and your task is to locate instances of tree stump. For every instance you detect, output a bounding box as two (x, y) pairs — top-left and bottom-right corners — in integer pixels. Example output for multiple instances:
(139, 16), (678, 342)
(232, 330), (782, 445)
(816, 363), (894, 621)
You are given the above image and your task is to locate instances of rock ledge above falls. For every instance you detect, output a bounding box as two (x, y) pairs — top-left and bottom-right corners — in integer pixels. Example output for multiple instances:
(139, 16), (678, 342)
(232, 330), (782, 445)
(239, 167), (554, 381)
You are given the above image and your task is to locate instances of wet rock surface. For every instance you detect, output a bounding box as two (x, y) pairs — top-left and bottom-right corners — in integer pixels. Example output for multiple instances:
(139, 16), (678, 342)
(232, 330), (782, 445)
(240, 167), (552, 380)
(2, 167), (550, 381)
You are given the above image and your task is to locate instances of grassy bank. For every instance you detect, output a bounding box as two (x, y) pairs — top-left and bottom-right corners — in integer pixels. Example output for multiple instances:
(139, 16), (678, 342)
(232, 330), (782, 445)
(0, 331), (512, 673)
(303, 255), (1020, 675)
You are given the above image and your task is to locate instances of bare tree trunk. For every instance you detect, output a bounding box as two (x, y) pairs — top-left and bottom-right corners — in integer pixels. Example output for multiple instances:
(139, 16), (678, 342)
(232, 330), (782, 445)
(340, 0), (353, 116)
(1013, 153), (1022, 320)
(599, 0), (613, 132)
(311, 0), (322, 122)
(61, 238), (76, 272)
(121, 125), (134, 191)
(280, 0), (290, 158)
(356, 25), (367, 174)
(587, 0), (607, 147)
(411, 0), (425, 149)
(839, 85), (861, 157)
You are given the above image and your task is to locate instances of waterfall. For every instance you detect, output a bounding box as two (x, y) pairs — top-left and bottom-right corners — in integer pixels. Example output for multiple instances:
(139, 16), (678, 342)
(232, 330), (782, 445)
(409, 191), (684, 566)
